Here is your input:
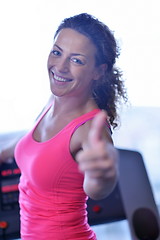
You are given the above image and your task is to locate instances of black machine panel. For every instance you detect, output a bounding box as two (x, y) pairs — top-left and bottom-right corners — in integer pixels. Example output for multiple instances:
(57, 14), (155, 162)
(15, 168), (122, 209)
(0, 160), (20, 240)
(87, 183), (126, 225)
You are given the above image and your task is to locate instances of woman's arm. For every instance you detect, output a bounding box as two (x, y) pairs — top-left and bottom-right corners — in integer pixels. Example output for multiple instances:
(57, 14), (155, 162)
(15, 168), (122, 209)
(76, 111), (119, 200)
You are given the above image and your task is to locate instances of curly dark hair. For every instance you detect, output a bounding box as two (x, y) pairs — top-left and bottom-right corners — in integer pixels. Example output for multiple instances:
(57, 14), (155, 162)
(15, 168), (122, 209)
(54, 13), (127, 128)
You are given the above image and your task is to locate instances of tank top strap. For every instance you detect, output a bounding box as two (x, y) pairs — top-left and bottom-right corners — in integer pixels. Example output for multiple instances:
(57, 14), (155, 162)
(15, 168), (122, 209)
(71, 109), (112, 135)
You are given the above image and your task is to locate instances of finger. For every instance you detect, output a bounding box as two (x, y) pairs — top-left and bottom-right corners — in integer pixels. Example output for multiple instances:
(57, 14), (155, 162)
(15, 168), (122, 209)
(88, 110), (107, 147)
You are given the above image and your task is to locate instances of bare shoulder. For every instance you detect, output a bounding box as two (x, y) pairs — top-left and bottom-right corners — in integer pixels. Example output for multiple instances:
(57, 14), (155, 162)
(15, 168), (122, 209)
(70, 117), (112, 159)
(47, 94), (55, 105)
(36, 95), (54, 119)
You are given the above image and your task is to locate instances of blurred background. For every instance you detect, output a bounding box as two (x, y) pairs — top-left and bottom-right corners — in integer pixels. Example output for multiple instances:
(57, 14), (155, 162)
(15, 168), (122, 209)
(0, 0), (160, 239)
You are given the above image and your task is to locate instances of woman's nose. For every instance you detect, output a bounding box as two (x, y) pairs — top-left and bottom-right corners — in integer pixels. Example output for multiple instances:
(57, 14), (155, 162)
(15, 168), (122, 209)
(56, 58), (69, 73)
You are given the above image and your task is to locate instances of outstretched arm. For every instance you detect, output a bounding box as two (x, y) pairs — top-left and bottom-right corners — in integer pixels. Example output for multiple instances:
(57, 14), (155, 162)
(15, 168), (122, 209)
(76, 111), (119, 200)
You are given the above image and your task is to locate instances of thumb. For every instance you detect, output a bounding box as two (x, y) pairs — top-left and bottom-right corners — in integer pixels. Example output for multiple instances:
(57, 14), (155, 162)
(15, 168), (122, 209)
(88, 110), (108, 147)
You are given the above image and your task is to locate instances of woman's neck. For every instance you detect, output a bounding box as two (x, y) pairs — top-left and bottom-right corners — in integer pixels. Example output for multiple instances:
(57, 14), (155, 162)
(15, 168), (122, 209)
(51, 95), (98, 117)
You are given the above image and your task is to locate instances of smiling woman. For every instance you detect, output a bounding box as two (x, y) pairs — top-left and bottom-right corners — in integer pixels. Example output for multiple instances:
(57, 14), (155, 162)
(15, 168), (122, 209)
(0, 13), (127, 240)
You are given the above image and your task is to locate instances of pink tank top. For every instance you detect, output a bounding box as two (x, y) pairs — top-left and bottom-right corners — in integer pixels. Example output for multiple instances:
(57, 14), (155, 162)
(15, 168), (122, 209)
(15, 106), (102, 240)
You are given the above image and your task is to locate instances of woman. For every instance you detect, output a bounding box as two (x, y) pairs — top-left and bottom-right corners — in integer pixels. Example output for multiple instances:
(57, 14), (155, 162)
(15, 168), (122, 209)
(1, 13), (127, 239)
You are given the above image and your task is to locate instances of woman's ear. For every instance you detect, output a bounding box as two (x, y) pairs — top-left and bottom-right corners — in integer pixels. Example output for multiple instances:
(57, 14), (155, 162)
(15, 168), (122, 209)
(94, 64), (108, 80)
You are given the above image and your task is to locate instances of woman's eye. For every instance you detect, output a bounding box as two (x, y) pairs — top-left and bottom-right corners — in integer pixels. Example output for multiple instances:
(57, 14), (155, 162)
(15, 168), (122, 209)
(51, 50), (61, 56)
(71, 57), (84, 65)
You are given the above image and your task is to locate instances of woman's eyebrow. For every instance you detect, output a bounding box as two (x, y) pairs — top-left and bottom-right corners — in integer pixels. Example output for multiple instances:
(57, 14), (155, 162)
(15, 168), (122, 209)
(54, 44), (62, 51)
(54, 44), (86, 57)
(71, 53), (86, 58)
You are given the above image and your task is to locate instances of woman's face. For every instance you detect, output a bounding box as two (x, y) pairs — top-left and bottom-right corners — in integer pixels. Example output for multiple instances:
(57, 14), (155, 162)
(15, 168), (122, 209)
(47, 28), (102, 98)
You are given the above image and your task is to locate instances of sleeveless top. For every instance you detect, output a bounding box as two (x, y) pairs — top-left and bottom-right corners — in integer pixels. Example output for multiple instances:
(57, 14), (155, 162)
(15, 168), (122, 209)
(14, 105), (104, 240)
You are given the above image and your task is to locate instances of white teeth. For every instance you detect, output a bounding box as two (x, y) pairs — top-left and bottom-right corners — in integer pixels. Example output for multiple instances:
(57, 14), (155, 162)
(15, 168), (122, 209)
(54, 74), (68, 82)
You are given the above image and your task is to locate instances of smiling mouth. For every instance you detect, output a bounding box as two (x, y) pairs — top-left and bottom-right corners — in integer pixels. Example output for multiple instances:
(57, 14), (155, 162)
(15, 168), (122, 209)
(52, 72), (72, 82)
